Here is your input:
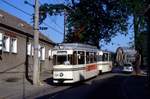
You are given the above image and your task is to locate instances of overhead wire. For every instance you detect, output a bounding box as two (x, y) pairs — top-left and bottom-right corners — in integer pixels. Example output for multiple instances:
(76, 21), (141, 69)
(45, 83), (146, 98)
(39, 0), (64, 30)
(39, 0), (64, 34)
(1, 0), (32, 16)
(1, 0), (63, 35)
(43, 22), (63, 34)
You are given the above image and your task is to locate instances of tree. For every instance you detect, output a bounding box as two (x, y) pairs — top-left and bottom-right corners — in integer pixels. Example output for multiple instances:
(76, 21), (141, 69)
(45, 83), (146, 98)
(121, 0), (149, 71)
(39, 0), (129, 48)
(144, 3), (150, 88)
(65, 0), (129, 48)
(122, 0), (149, 49)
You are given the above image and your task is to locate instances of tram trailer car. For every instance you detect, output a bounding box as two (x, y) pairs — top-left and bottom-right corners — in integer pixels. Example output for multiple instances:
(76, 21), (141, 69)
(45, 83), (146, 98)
(97, 50), (113, 73)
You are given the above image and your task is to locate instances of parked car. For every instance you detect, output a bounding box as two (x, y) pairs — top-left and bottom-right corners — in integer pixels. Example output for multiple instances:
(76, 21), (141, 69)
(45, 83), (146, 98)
(122, 63), (133, 73)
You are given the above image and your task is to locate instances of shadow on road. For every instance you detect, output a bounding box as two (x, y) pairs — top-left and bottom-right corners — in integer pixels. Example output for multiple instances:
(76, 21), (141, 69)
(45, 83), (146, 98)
(37, 74), (150, 99)
(44, 77), (54, 85)
(43, 76), (97, 86)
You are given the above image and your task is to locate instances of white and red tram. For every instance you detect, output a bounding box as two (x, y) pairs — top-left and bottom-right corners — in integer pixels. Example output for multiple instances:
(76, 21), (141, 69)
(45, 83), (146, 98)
(97, 50), (113, 73)
(52, 43), (112, 83)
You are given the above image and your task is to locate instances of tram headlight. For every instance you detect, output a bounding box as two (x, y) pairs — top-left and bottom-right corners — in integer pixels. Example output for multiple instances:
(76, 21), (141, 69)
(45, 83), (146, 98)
(60, 73), (64, 77)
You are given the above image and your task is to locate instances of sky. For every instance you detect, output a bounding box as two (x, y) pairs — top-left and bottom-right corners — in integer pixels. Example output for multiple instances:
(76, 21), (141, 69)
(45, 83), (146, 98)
(0, 0), (134, 52)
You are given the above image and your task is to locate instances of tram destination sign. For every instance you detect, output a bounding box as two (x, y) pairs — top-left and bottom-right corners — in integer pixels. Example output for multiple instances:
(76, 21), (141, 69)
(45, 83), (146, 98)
(57, 51), (67, 55)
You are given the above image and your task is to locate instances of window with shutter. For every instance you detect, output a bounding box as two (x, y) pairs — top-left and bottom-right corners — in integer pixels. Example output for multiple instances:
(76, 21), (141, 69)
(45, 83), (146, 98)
(27, 42), (31, 55)
(3, 35), (10, 52)
(10, 38), (17, 53)
(41, 47), (45, 60)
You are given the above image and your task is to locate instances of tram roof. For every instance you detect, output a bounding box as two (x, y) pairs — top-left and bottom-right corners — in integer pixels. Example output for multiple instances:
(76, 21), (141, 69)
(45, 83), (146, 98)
(53, 43), (98, 52)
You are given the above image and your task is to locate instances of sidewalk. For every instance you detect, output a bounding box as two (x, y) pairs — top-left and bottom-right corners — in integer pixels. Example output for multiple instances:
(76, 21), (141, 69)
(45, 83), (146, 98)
(0, 71), (54, 99)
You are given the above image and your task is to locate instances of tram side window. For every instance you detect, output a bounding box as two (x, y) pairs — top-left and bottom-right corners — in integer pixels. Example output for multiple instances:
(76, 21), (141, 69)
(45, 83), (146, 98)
(97, 55), (103, 61)
(90, 53), (93, 63)
(68, 55), (73, 65)
(86, 52), (90, 64)
(94, 53), (97, 62)
(78, 51), (85, 64)
(53, 55), (56, 65)
(109, 54), (112, 61)
(103, 53), (108, 61)
(87, 52), (95, 63)
(73, 51), (78, 65)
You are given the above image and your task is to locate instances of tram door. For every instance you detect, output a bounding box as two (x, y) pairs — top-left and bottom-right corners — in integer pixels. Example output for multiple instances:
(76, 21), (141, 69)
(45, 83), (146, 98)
(73, 51), (86, 80)
(85, 52), (98, 78)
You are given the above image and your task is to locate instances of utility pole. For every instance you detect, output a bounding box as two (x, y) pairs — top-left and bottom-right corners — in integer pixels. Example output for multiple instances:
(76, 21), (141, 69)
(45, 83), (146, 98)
(33, 0), (40, 85)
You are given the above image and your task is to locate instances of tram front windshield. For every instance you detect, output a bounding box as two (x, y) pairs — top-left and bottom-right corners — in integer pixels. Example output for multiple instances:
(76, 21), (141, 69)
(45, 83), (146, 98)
(53, 55), (68, 65)
(53, 51), (85, 65)
(58, 55), (67, 64)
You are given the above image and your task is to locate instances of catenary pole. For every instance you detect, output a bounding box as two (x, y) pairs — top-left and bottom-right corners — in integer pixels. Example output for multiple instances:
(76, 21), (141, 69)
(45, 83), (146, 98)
(33, 0), (40, 85)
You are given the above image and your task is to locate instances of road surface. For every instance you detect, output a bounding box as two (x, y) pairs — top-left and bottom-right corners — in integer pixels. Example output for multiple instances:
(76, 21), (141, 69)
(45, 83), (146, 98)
(31, 73), (149, 99)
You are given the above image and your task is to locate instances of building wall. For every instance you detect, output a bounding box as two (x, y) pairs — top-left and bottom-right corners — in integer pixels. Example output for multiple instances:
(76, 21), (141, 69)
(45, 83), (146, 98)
(0, 27), (53, 74)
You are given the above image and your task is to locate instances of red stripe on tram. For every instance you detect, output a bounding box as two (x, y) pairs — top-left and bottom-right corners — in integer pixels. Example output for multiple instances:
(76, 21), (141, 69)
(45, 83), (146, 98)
(86, 64), (97, 71)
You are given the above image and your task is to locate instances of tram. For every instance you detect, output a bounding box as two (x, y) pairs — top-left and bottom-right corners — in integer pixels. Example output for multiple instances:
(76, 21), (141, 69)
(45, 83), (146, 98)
(97, 50), (113, 73)
(52, 43), (113, 83)
(52, 43), (99, 83)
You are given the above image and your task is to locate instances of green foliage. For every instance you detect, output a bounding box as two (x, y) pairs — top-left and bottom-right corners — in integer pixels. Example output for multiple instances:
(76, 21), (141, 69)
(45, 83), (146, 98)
(39, 0), (130, 48)
(121, 0), (149, 49)
(39, 3), (69, 23)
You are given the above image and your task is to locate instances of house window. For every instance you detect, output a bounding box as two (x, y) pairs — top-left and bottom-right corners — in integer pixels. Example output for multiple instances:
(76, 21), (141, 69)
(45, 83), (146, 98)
(48, 49), (52, 58)
(32, 45), (34, 56)
(38, 45), (41, 58)
(31, 44), (41, 56)
(27, 42), (31, 55)
(40, 46), (45, 60)
(31, 44), (45, 60)
(3, 35), (10, 52)
(31, 44), (40, 56)
(10, 38), (17, 53)
(0, 33), (2, 51)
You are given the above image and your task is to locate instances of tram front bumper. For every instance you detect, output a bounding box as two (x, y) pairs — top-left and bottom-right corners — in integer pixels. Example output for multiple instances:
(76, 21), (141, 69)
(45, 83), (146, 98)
(53, 71), (74, 83)
(53, 78), (74, 83)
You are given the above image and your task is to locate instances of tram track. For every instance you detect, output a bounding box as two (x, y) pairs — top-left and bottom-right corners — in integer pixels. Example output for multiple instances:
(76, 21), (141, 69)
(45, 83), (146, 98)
(29, 73), (127, 99)
(38, 73), (119, 99)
